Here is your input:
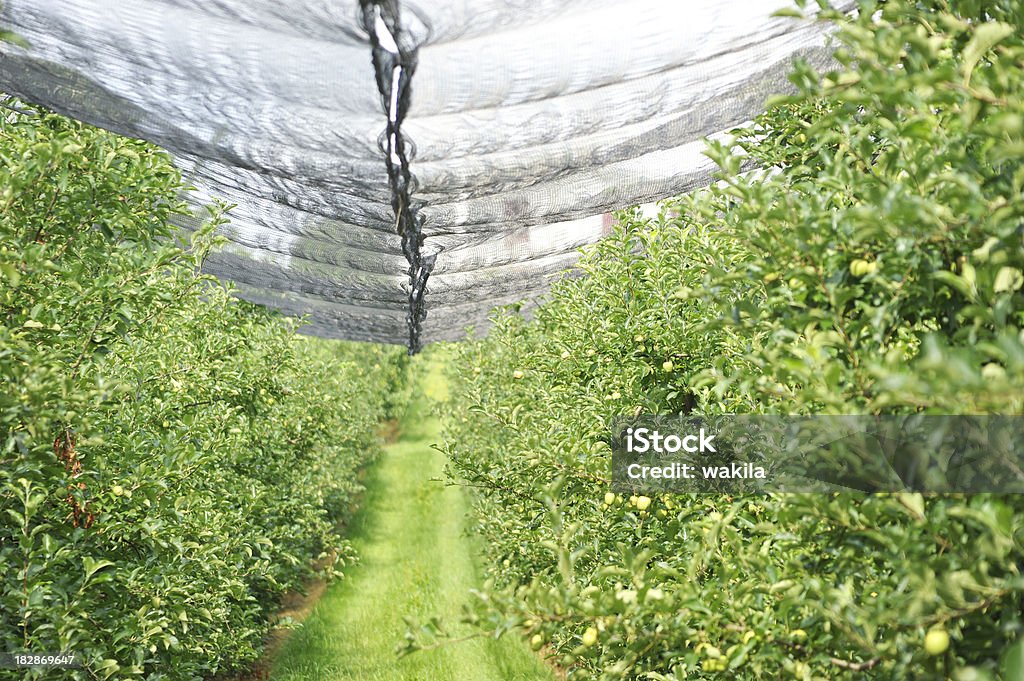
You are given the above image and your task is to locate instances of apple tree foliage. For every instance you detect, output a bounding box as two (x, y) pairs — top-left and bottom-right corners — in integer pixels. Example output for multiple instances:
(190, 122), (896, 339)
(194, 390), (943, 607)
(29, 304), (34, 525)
(0, 102), (408, 679)
(426, 2), (1024, 679)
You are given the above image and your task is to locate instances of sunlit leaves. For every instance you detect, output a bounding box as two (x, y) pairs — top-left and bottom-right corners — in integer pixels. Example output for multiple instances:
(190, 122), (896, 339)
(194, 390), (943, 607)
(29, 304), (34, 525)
(0, 101), (409, 678)
(434, 2), (1024, 679)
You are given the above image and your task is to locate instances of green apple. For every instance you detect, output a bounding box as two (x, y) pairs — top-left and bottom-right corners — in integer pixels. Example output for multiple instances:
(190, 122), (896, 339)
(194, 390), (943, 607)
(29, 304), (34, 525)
(925, 628), (950, 656)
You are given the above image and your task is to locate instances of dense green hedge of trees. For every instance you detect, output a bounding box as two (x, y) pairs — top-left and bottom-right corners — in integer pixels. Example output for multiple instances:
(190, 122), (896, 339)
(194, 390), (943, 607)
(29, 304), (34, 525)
(432, 2), (1024, 679)
(0, 103), (408, 679)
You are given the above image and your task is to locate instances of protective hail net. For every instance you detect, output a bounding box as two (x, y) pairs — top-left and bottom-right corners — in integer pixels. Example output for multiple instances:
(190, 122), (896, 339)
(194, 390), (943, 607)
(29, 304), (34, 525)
(0, 1), (851, 350)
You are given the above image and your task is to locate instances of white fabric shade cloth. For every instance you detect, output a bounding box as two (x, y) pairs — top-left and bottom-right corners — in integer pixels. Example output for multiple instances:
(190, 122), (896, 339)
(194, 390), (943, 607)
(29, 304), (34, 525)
(0, 0), (850, 349)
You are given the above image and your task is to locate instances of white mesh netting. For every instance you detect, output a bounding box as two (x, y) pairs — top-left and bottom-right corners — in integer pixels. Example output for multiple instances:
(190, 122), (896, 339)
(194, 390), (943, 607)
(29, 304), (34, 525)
(0, 0), (851, 349)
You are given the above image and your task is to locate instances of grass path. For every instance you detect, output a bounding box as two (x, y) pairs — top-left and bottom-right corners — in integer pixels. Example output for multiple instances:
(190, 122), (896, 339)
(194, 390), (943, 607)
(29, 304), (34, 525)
(270, 358), (554, 681)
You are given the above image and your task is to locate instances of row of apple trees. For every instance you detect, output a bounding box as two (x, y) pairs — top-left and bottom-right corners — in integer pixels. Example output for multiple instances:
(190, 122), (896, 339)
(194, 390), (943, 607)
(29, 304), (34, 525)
(422, 1), (1024, 679)
(0, 102), (408, 678)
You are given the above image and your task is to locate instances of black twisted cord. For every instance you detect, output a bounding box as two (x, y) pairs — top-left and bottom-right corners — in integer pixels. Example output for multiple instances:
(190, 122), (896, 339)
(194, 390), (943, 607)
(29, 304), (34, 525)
(360, 0), (434, 354)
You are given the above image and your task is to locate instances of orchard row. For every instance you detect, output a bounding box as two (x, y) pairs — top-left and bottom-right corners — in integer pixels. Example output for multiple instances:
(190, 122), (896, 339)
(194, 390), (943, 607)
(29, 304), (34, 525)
(0, 105), (408, 679)
(432, 2), (1024, 679)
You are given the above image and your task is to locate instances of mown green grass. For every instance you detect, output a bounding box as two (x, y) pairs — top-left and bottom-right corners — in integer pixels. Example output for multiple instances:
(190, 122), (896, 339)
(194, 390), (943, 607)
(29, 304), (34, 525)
(270, 356), (554, 681)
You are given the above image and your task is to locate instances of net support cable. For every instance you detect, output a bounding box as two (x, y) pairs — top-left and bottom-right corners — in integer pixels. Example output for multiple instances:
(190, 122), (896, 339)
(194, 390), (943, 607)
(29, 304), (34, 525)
(361, 0), (432, 353)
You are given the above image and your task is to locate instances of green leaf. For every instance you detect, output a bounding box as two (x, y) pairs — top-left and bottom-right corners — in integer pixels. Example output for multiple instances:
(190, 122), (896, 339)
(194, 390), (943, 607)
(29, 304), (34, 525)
(1002, 638), (1024, 681)
(0, 29), (30, 48)
(771, 8), (805, 19)
(993, 267), (1023, 294)
(83, 557), (116, 582)
(933, 270), (976, 300)
(962, 22), (1014, 85)
(894, 493), (925, 521)
(0, 263), (20, 287)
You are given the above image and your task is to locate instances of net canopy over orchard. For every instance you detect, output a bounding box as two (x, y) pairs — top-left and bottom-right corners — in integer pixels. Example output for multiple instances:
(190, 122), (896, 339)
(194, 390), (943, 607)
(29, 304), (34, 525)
(0, 0), (853, 350)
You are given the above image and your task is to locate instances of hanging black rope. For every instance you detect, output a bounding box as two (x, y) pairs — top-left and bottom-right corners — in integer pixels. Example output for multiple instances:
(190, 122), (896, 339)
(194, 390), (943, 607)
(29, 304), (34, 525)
(360, 0), (433, 355)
